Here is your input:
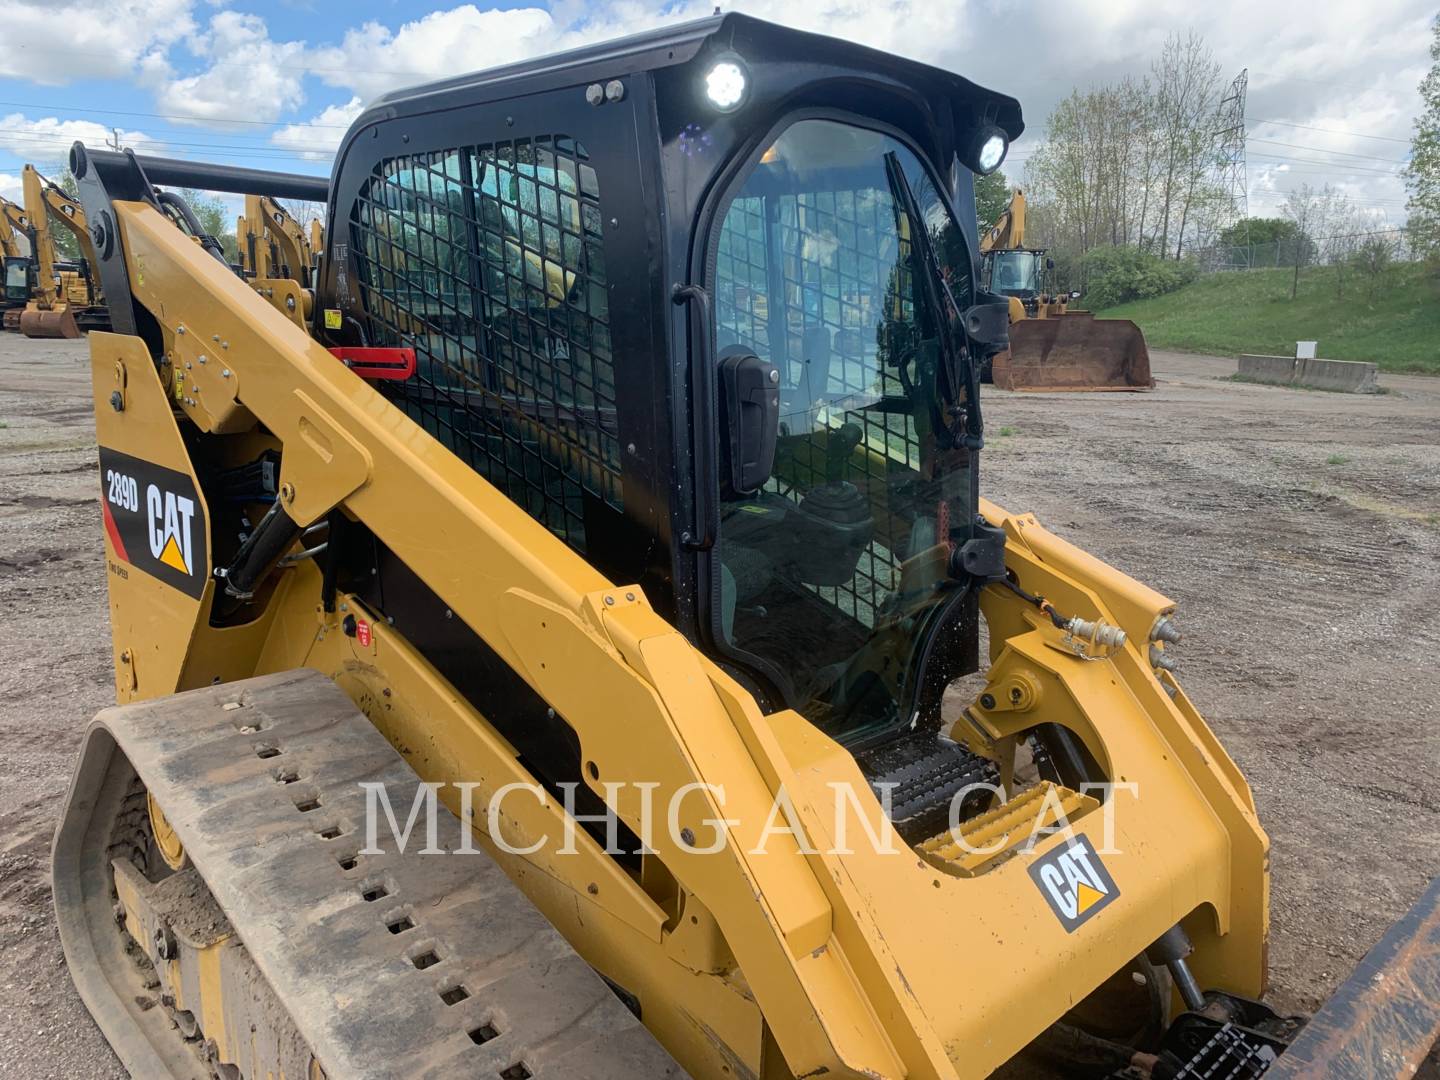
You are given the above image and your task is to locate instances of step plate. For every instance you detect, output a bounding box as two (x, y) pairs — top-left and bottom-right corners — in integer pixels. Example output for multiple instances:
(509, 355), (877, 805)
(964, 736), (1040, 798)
(919, 781), (1099, 876)
(71, 669), (684, 1080)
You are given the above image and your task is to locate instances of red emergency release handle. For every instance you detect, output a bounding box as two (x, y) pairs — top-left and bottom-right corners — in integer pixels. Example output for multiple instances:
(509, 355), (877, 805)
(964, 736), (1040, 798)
(328, 346), (416, 381)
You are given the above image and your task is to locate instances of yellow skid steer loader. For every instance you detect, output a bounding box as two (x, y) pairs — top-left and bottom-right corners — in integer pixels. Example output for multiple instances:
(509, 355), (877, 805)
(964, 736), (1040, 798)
(52, 14), (1438, 1080)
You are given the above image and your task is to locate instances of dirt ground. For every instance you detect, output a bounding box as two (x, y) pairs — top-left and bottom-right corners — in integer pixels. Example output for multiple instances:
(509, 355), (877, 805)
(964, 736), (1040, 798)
(0, 336), (1436, 1078)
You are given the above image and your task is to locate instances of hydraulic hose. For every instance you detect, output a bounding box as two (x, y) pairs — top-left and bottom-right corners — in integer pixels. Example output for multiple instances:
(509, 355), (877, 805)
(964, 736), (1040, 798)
(154, 191), (229, 265)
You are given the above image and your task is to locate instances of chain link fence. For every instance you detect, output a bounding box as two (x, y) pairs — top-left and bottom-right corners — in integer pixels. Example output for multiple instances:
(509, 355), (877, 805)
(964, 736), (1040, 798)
(1188, 227), (1414, 273)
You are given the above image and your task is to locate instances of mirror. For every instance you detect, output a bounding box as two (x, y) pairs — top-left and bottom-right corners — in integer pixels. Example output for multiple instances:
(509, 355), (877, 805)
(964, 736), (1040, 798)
(1045, 257), (1055, 270)
(717, 346), (779, 498)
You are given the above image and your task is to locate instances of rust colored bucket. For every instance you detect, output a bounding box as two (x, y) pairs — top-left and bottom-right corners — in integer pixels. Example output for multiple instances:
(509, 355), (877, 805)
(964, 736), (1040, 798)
(993, 316), (1154, 392)
(20, 305), (81, 339)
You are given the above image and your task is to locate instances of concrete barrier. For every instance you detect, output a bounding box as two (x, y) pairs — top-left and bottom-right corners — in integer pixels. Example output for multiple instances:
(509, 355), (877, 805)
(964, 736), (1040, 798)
(1237, 354), (1379, 393)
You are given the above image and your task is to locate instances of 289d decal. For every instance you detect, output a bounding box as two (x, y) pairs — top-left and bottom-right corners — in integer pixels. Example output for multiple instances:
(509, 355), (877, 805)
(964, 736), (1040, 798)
(98, 446), (208, 599)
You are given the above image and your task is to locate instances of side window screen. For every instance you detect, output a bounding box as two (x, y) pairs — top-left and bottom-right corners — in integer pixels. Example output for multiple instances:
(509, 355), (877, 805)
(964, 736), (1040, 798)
(710, 120), (977, 742)
(352, 136), (619, 555)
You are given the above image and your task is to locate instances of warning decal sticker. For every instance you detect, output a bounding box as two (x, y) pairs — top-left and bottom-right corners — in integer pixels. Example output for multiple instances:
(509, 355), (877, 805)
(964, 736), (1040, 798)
(1028, 833), (1120, 933)
(98, 446), (208, 599)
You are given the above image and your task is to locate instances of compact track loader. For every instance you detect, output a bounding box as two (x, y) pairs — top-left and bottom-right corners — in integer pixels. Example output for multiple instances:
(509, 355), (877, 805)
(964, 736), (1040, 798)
(979, 191), (1153, 391)
(54, 14), (1439, 1080)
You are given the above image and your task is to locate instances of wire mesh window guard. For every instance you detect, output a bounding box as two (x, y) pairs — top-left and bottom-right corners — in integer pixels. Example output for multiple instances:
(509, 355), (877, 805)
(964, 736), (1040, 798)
(710, 120), (974, 740)
(352, 135), (620, 555)
(716, 186), (923, 631)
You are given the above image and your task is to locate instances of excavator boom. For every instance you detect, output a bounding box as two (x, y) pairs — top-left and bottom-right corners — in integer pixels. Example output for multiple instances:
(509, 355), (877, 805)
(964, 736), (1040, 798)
(18, 164), (79, 338)
(0, 196), (24, 259)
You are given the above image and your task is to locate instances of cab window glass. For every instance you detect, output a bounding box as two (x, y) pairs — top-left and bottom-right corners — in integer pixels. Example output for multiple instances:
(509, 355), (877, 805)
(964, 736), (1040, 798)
(352, 136), (619, 554)
(712, 119), (975, 743)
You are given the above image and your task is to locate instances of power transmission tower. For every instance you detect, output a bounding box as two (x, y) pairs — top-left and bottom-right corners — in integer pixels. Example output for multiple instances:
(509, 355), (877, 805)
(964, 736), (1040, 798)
(1214, 69), (1249, 268)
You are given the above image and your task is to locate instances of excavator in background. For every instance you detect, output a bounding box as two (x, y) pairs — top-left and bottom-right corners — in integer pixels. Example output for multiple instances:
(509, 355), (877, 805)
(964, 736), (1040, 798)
(19, 164), (108, 338)
(980, 189), (1153, 391)
(237, 193), (321, 285)
(236, 194), (323, 324)
(1, 195), (32, 331)
(51, 15), (1440, 1080)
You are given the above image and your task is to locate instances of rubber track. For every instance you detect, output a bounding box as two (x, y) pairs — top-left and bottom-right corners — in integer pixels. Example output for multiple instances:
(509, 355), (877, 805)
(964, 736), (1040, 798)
(70, 669), (684, 1080)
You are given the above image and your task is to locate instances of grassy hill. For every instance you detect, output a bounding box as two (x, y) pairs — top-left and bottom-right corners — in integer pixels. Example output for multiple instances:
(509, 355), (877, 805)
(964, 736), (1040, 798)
(1098, 262), (1439, 374)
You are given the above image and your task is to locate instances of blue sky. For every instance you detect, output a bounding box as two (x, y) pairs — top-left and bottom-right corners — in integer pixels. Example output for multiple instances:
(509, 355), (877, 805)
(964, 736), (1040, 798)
(0, 0), (1431, 224)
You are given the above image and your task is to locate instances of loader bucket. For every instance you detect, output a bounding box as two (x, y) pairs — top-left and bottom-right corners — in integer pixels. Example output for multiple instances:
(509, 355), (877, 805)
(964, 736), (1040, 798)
(20, 305), (81, 339)
(992, 315), (1154, 392)
(1265, 873), (1440, 1079)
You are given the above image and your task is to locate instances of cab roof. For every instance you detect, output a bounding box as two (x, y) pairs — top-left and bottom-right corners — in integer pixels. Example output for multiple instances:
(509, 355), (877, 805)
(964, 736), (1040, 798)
(358, 13), (1023, 140)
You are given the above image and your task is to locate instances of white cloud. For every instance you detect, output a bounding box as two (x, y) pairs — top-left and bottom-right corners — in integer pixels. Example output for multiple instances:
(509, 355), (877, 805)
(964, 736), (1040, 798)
(149, 10), (308, 123)
(0, 0), (1425, 218)
(0, 173), (21, 203)
(963, 0), (1427, 222)
(228, 0), (1437, 222)
(0, 114), (153, 169)
(0, 0), (195, 85)
(270, 96), (365, 159)
(306, 5), (562, 101)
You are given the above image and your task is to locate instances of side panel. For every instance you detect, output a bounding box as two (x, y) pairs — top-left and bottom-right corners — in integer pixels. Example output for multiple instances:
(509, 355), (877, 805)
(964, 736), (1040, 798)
(91, 333), (210, 702)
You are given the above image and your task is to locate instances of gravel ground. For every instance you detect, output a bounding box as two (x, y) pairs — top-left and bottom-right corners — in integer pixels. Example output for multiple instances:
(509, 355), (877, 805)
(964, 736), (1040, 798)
(0, 336), (1436, 1077)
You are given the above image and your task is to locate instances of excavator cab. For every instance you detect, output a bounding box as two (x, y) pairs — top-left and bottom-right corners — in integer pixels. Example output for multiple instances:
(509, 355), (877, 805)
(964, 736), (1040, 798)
(2, 255), (30, 331)
(3, 255), (28, 304)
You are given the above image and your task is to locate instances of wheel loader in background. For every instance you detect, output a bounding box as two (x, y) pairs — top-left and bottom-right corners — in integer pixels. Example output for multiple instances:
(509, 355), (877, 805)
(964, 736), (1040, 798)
(18, 163), (108, 337)
(979, 189), (1153, 391)
(52, 14), (1440, 1080)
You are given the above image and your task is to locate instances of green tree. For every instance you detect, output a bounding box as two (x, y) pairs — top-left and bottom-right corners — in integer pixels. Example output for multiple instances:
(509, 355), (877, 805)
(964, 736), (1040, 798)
(975, 169), (1010, 235)
(176, 188), (240, 263)
(1349, 233), (1397, 301)
(1080, 244), (1196, 309)
(1405, 15), (1440, 257)
(47, 168), (82, 261)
